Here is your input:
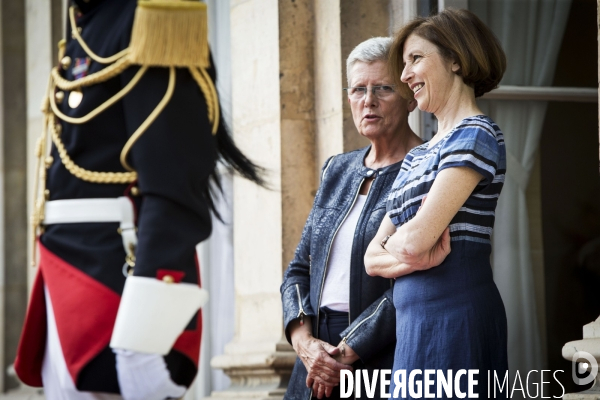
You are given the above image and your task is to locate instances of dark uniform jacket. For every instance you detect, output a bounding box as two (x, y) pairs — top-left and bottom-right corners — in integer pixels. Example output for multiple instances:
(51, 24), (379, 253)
(281, 147), (400, 400)
(15, 0), (215, 392)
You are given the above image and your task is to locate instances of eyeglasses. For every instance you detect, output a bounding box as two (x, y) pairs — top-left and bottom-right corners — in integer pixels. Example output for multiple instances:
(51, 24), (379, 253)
(343, 85), (397, 100)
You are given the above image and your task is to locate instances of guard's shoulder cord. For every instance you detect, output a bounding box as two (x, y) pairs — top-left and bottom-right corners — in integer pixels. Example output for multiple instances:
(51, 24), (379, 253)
(31, 2), (220, 265)
(47, 3), (219, 183)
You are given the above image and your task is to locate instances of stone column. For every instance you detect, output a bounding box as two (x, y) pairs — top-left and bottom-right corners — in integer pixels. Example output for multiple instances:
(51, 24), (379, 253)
(3, 0), (60, 397)
(207, 1), (318, 398)
(313, 0), (344, 174)
(1, 0), (58, 398)
(0, 0), (29, 392)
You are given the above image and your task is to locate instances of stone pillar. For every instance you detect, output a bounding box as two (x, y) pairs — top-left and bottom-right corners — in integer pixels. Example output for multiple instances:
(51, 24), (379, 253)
(207, 0), (319, 398)
(313, 0), (344, 175)
(279, 0), (317, 267)
(562, 317), (600, 399)
(0, 0), (28, 392)
(1, 0), (56, 397)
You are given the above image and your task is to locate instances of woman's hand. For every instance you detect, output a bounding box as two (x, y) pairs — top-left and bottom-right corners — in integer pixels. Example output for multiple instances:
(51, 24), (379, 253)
(365, 217), (418, 279)
(367, 219), (450, 278)
(384, 196), (450, 273)
(314, 342), (360, 398)
(385, 225), (451, 273)
(289, 319), (352, 399)
(364, 217), (399, 277)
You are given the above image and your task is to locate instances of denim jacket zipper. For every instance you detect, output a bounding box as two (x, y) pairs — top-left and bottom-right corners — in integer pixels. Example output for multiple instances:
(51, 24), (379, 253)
(295, 284), (306, 326)
(340, 297), (388, 345)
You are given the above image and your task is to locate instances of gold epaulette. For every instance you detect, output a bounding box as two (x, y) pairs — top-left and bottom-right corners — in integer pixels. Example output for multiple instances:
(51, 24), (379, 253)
(128, 0), (210, 68)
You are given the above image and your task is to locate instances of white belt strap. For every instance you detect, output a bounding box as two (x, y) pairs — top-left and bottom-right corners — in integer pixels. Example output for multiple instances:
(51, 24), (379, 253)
(43, 197), (137, 254)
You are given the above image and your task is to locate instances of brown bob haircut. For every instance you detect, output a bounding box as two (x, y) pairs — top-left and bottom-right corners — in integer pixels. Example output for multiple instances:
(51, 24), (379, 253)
(389, 8), (506, 99)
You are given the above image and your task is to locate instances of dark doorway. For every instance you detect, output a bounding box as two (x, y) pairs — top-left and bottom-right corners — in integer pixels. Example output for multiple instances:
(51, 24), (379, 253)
(540, 0), (600, 396)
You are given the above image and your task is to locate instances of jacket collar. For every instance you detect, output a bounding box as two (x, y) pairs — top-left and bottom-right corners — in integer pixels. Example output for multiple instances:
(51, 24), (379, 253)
(353, 146), (404, 179)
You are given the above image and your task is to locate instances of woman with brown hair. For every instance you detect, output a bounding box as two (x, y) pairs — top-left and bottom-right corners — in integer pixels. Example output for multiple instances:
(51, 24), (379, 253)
(365, 9), (509, 398)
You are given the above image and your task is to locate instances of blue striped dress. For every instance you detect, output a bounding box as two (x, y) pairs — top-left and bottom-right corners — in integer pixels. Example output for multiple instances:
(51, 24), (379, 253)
(386, 115), (508, 399)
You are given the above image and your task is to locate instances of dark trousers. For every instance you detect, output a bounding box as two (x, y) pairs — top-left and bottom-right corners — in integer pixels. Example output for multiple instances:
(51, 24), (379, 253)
(313, 307), (349, 400)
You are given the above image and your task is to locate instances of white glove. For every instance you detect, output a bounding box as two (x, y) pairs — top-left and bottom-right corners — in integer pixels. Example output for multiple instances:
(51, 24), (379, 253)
(114, 349), (186, 400)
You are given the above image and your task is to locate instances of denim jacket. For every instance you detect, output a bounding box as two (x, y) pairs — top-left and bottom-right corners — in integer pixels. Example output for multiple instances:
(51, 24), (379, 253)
(281, 146), (401, 400)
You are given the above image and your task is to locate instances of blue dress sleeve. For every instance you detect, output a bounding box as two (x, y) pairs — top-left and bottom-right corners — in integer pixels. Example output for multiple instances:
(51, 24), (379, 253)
(438, 119), (501, 186)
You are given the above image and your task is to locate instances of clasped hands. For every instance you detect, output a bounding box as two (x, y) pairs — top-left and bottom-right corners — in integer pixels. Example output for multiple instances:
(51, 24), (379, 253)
(292, 329), (358, 399)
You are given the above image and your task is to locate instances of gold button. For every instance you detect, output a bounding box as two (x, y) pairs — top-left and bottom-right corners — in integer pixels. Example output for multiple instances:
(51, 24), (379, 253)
(68, 90), (83, 108)
(44, 189), (50, 200)
(60, 56), (71, 70)
(130, 186), (140, 196)
(44, 156), (54, 168)
(55, 91), (64, 103)
(162, 275), (175, 284)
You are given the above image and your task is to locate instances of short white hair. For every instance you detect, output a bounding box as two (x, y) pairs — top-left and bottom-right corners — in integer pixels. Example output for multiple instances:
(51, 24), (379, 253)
(346, 37), (393, 86)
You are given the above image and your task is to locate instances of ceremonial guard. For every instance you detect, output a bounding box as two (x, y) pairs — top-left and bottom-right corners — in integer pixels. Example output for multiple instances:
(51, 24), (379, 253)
(14, 0), (262, 398)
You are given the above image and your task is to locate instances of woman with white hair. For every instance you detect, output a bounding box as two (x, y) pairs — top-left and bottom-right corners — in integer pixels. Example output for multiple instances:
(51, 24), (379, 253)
(281, 37), (440, 400)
